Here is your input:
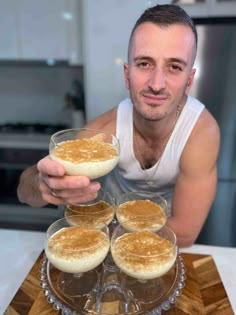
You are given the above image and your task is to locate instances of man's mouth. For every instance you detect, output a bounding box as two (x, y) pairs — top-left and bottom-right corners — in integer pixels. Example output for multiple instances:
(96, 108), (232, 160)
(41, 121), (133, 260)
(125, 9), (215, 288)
(142, 93), (168, 103)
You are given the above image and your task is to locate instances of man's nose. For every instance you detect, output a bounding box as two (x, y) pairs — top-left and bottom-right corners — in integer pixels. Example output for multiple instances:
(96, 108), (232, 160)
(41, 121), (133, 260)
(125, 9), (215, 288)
(148, 68), (166, 92)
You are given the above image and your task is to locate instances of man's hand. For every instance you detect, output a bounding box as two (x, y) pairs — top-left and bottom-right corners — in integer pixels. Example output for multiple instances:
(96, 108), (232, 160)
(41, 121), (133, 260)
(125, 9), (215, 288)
(17, 156), (101, 207)
(37, 156), (101, 205)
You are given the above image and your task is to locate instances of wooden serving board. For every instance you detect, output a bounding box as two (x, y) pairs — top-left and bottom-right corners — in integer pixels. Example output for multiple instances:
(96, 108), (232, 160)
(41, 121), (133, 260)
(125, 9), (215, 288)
(4, 253), (234, 315)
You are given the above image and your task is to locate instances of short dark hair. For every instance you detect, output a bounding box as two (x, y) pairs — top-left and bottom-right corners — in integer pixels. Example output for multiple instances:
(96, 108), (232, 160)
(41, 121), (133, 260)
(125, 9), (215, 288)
(128, 4), (198, 62)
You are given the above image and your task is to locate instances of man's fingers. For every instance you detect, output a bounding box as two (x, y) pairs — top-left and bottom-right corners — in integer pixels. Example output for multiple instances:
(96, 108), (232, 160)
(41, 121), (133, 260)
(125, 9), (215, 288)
(37, 156), (65, 176)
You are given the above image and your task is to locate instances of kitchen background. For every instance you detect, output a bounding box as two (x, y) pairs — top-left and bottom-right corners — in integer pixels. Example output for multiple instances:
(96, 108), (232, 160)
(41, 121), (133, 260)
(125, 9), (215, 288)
(0, 0), (235, 247)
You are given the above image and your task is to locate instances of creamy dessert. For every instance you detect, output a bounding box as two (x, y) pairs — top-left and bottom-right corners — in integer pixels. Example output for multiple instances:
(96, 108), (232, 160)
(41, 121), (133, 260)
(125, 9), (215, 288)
(65, 201), (115, 226)
(50, 138), (119, 178)
(111, 230), (177, 280)
(45, 226), (110, 273)
(116, 199), (167, 232)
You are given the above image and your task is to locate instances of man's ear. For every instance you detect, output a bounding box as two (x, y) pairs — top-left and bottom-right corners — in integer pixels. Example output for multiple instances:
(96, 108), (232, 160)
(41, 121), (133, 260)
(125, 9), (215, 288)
(124, 63), (130, 90)
(185, 68), (196, 94)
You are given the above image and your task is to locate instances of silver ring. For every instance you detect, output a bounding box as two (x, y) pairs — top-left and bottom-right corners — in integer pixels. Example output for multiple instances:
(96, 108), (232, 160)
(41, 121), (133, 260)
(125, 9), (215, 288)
(51, 190), (57, 197)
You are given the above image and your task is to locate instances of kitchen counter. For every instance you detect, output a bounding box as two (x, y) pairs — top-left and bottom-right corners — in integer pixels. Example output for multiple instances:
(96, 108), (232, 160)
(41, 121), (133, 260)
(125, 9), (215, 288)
(0, 228), (235, 314)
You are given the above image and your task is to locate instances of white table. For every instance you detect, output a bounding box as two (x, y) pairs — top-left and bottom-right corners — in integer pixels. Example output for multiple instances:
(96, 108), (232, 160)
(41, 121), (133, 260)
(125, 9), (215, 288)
(0, 229), (235, 314)
(0, 229), (45, 314)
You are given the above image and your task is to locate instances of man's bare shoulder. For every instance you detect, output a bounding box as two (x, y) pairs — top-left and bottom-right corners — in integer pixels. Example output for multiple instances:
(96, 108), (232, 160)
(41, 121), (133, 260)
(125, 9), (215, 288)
(181, 108), (220, 173)
(84, 106), (118, 134)
(192, 108), (220, 144)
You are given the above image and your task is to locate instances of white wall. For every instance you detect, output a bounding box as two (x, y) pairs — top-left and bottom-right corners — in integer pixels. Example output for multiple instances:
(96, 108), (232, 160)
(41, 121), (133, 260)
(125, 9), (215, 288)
(0, 65), (83, 125)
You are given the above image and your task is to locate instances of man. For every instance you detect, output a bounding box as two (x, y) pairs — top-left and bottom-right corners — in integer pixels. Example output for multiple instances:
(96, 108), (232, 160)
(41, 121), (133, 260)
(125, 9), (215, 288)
(17, 4), (220, 247)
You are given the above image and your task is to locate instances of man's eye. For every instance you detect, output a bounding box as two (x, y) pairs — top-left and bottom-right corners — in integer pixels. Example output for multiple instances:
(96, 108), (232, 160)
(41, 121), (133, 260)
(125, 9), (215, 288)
(170, 64), (182, 72)
(137, 62), (150, 68)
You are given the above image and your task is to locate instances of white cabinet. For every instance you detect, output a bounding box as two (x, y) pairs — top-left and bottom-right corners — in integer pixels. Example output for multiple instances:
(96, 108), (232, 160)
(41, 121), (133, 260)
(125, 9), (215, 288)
(0, 0), (82, 64)
(209, 0), (236, 17)
(0, 0), (19, 59)
(19, 0), (67, 60)
(177, 0), (236, 17)
(65, 0), (83, 65)
(178, 1), (209, 18)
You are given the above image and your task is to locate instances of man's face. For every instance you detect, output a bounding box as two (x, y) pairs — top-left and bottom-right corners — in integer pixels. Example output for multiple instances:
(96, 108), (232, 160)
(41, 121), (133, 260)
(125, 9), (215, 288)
(124, 22), (196, 121)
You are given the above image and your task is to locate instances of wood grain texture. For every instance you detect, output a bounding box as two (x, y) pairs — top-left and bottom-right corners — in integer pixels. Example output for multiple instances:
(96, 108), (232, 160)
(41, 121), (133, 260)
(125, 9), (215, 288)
(4, 253), (234, 315)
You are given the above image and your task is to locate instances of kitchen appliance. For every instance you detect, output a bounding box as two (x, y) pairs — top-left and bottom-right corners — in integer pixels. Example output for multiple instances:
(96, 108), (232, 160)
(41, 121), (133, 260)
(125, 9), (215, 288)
(192, 18), (236, 247)
(0, 123), (67, 231)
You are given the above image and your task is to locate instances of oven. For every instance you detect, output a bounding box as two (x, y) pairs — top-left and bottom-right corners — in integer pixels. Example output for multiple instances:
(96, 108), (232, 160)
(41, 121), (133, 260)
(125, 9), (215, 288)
(0, 123), (67, 231)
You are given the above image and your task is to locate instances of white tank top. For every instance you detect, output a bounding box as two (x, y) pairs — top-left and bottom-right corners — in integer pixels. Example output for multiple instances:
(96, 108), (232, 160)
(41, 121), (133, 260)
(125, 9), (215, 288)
(104, 96), (204, 210)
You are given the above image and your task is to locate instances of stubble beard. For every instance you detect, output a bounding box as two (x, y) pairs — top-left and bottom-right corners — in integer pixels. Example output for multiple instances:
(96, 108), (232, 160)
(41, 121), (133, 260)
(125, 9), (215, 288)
(132, 93), (169, 122)
(131, 87), (186, 122)
(139, 108), (167, 122)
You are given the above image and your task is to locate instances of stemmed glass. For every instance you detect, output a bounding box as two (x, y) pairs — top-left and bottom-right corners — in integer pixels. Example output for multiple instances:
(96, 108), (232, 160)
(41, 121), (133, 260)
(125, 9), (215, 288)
(45, 214), (110, 298)
(111, 218), (178, 304)
(64, 187), (116, 230)
(116, 191), (168, 232)
(49, 128), (120, 179)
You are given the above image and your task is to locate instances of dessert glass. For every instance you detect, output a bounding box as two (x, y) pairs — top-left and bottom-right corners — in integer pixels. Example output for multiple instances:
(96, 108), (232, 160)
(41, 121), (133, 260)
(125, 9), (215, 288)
(111, 219), (178, 304)
(64, 187), (116, 229)
(49, 128), (119, 179)
(45, 215), (110, 298)
(116, 191), (168, 232)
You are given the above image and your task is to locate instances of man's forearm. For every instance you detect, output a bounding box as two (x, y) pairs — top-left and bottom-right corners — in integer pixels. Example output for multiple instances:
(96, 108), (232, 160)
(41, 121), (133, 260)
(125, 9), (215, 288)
(166, 216), (196, 248)
(17, 165), (48, 207)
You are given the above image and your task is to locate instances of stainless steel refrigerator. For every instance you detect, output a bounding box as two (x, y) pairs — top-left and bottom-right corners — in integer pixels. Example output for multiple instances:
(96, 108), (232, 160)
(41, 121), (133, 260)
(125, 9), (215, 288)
(192, 19), (236, 247)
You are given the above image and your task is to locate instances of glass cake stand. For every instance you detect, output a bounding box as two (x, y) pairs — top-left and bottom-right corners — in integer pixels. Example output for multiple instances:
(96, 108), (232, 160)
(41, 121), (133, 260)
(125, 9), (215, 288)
(39, 252), (186, 315)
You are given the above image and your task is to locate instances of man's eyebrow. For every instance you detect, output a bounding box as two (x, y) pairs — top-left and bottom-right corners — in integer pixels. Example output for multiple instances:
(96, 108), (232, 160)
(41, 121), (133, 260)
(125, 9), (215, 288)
(133, 56), (188, 67)
(133, 56), (154, 62)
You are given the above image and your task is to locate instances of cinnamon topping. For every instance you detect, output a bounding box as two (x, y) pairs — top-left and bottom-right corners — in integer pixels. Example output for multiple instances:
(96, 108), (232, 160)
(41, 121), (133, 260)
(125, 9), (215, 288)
(52, 139), (118, 163)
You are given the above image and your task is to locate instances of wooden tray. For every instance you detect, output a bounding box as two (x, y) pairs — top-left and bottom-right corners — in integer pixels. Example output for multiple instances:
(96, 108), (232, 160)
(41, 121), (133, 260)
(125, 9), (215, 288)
(4, 253), (234, 315)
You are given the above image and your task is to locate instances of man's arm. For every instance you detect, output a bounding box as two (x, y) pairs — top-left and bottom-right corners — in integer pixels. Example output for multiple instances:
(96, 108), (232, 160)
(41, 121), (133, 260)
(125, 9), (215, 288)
(167, 110), (220, 247)
(17, 164), (48, 207)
